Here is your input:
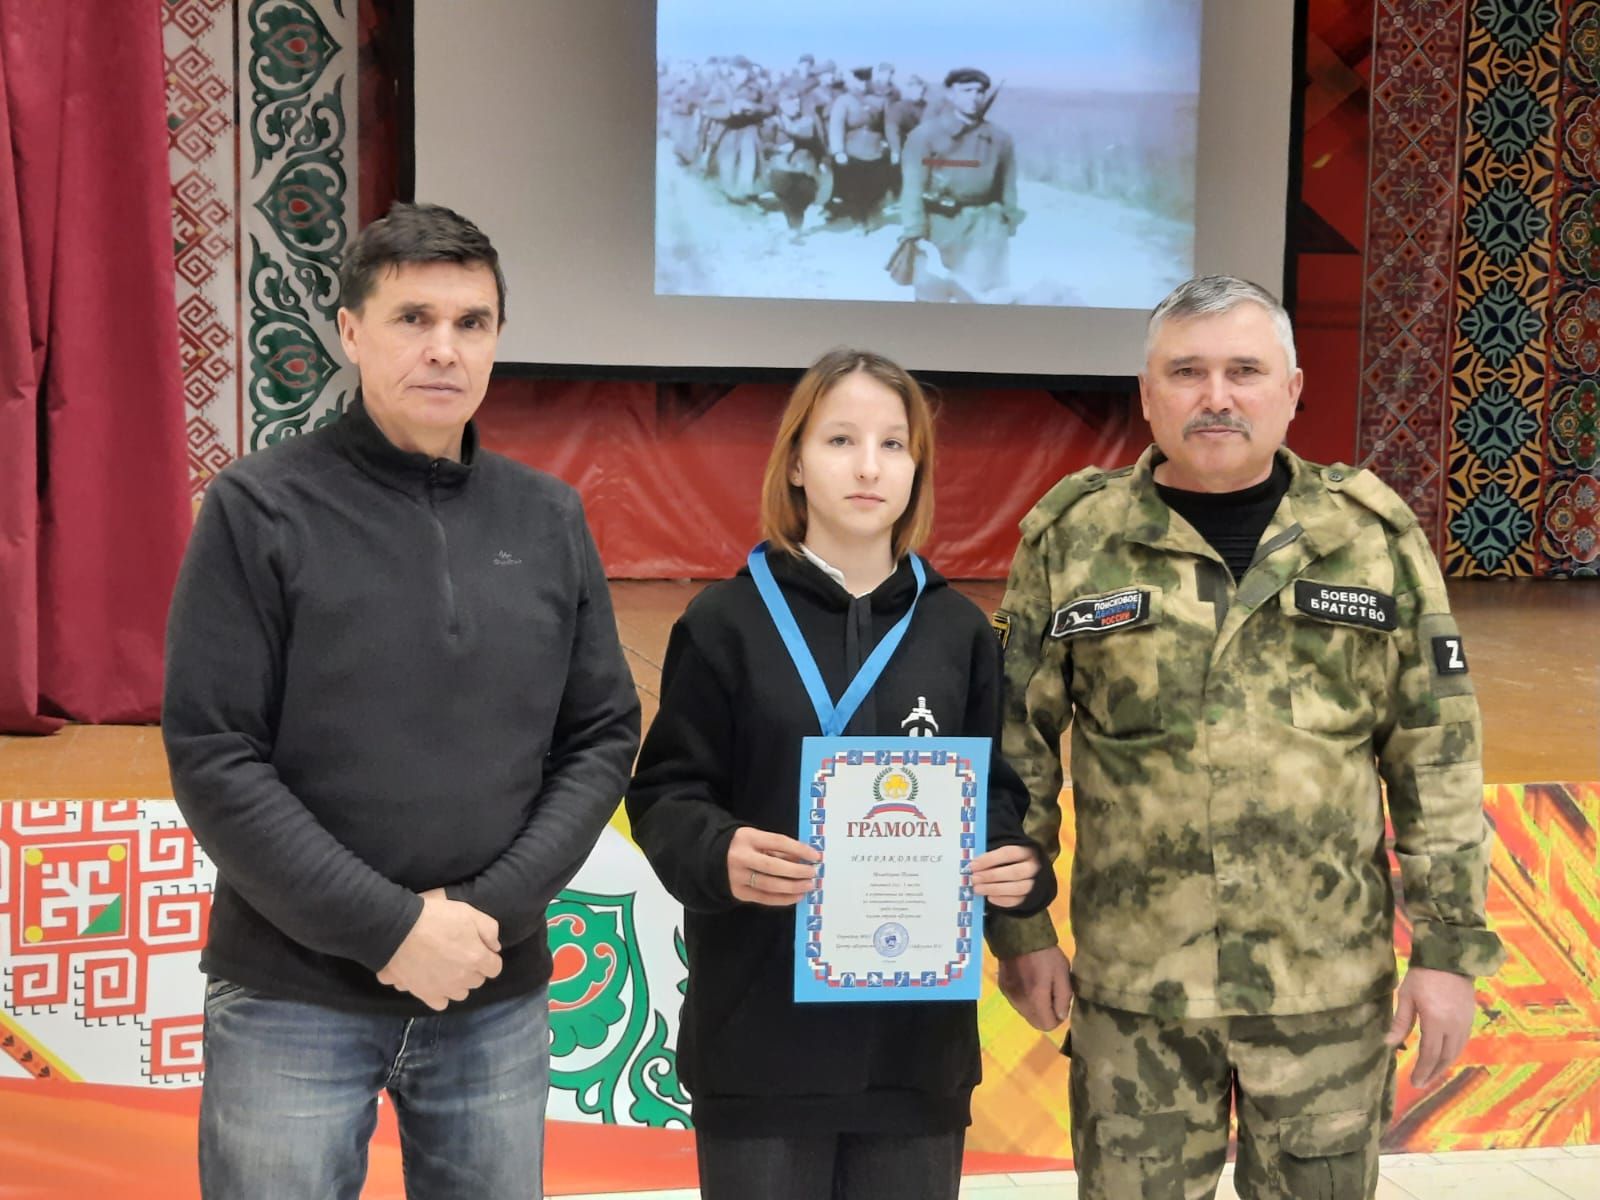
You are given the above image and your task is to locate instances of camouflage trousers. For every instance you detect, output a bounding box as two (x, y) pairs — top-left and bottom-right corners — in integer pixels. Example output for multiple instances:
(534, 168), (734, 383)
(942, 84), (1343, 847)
(1068, 996), (1396, 1200)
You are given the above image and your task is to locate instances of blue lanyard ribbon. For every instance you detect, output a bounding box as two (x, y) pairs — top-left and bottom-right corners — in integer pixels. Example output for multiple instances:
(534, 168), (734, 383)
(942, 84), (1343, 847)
(747, 542), (927, 737)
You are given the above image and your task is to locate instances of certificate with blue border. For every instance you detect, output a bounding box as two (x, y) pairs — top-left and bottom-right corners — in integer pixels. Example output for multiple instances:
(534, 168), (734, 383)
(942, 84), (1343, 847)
(793, 736), (989, 1003)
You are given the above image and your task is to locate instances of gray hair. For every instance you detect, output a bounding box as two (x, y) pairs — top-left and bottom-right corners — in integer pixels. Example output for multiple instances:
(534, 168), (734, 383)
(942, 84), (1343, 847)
(1144, 275), (1297, 373)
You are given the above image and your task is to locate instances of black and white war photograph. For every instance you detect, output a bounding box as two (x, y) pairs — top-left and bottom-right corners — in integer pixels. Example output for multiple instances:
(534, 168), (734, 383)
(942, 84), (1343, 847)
(656, 0), (1201, 309)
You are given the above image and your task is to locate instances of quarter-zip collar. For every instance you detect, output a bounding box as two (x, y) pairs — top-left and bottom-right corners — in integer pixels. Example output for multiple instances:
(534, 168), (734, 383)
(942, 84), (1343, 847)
(330, 392), (477, 496)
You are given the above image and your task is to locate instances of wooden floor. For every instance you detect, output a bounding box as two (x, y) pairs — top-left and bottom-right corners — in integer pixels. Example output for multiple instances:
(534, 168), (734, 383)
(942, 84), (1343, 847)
(615, 577), (1599, 787)
(1, 580), (1595, 797)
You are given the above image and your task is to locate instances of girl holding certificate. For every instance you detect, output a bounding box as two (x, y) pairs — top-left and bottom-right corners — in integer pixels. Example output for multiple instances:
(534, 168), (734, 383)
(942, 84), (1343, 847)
(627, 348), (1055, 1200)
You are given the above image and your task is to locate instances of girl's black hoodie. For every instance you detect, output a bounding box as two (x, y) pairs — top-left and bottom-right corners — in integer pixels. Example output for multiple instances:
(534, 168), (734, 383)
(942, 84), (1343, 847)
(626, 546), (1055, 1136)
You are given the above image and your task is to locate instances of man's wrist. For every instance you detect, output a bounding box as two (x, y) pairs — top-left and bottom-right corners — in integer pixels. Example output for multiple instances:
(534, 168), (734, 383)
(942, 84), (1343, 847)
(366, 890), (426, 974)
(1408, 919), (1505, 978)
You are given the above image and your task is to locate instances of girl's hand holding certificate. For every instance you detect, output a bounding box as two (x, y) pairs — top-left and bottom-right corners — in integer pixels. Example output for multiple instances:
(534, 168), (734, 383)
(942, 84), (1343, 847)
(727, 826), (823, 906)
(966, 843), (1043, 909)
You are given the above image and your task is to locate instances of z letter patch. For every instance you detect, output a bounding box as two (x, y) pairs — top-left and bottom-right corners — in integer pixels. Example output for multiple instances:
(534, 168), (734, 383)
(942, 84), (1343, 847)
(1432, 635), (1468, 675)
(1049, 588), (1151, 638)
(1293, 581), (1397, 631)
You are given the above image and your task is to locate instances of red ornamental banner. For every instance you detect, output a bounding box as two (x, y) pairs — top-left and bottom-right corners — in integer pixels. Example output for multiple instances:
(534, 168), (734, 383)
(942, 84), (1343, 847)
(3, 802), (210, 1084)
(3, 786), (1597, 1196)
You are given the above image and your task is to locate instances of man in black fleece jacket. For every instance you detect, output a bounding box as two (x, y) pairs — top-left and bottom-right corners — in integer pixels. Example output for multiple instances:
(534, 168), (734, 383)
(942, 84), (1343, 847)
(163, 204), (639, 1199)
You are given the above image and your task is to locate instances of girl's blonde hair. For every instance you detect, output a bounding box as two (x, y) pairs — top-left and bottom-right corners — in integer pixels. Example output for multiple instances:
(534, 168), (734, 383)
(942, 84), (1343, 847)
(759, 348), (936, 560)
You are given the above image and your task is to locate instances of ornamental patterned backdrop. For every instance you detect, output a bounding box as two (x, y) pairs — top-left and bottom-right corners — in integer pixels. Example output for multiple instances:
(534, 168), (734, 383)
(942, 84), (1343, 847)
(1541, 0), (1600, 570)
(1357, 0), (1469, 547)
(969, 780), (1600, 1158)
(4, 783), (1594, 1194)
(1444, 0), (1561, 576)
(1360, 0), (1600, 575)
(164, 0), (359, 504)
(0, 805), (689, 1130)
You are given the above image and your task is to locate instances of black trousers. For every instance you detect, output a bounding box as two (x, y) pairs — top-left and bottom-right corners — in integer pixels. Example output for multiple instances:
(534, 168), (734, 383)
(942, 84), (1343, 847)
(771, 168), (819, 229)
(830, 155), (891, 224)
(696, 1129), (965, 1200)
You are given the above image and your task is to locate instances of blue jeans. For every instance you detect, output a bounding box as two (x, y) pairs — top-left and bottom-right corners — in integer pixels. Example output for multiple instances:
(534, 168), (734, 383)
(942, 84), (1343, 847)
(199, 979), (549, 1199)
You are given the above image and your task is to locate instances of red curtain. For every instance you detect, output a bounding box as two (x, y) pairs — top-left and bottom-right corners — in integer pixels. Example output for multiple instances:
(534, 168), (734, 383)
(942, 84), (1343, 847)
(0, 0), (189, 733)
(476, 379), (1151, 579)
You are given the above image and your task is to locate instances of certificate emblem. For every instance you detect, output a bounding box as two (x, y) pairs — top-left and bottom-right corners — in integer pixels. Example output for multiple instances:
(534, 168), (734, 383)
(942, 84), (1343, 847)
(868, 767), (922, 818)
(874, 922), (910, 957)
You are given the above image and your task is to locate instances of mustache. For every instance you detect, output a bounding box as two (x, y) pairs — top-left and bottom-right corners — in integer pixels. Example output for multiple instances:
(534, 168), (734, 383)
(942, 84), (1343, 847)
(1183, 413), (1251, 437)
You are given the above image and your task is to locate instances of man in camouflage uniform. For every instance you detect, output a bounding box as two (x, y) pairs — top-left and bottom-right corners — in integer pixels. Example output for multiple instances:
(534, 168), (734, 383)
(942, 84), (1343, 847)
(988, 277), (1504, 1199)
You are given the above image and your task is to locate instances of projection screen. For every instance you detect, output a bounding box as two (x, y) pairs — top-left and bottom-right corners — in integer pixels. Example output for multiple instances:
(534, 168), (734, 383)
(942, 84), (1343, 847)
(414, 0), (1294, 378)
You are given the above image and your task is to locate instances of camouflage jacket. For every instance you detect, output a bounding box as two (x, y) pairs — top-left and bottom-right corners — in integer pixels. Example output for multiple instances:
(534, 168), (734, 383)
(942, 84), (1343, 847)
(987, 446), (1505, 1018)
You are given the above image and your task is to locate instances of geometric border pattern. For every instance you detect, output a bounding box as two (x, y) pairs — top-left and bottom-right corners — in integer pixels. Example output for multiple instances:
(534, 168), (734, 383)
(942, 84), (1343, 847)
(1442, 0), (1563, 576)
(0, 800), (691, 1120)
(0, 801), (212, 1089)
(164, 0), (241, 503)
(1360, 1), (1600, 577)
(1357, 0), (1470, 552)
(1388, 782), (1600, 1149)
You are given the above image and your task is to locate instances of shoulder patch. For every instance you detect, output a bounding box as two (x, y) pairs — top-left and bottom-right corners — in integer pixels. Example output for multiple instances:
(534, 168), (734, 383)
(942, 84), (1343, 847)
(1418, 612), (1474, 697)
(1322, 464), (1419, 533)
(1432, 634), (1468, 675)
(990, 609), (1012, 649)
(1018, 467), (1109, 543)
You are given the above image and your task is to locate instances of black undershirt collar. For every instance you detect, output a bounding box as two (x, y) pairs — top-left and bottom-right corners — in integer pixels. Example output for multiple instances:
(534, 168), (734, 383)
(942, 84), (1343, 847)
(1155, 456), (1293, 582)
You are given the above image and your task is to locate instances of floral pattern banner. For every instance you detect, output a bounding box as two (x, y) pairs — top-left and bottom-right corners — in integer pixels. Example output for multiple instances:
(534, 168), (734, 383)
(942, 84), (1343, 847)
(163, 0), (359, 505)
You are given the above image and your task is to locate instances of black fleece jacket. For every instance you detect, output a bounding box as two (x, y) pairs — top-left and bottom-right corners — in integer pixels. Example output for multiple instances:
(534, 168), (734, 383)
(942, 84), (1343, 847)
(162, 398), (640, 1014)
(626, 547), (1055, 1136)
